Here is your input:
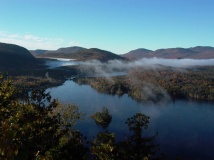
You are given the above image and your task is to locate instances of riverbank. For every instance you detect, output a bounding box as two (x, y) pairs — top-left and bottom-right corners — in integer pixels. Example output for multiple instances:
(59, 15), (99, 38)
(73, 66), (214, 102)
(1, 58), (213, 102)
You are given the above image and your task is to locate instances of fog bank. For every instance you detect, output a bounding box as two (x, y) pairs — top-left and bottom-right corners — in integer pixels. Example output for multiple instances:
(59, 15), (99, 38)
(78, 58), (214, 76)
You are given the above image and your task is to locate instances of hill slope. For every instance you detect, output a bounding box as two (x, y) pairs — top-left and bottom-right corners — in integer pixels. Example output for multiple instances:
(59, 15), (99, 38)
(37, 46), (85, 58)
(0, 42), (37, 68)
(122, 48), (153, 60)
(150, 48), (198, 59)
(123, 47), (214, 59)
(38, 47), (125, 61)
(188, 46), (214, 59)
(30, 49), (48, 56)
(188, 46), (214, 53)
(70, 48), (125, 61)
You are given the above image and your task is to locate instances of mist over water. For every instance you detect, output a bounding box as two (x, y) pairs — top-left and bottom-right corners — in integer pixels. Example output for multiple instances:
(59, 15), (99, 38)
(77, 58), (214, 77)
(45, 57), (214, 71)
(81, 58), (214, 70)
(44, 56), (214, 159)
(45, 58), (78, 69)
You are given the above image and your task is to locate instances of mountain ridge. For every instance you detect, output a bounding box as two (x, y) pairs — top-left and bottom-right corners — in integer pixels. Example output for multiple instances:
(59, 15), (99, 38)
(122, 46), (214, 60)
(35, 47), (125, 62)
(122, 48), (153, 60)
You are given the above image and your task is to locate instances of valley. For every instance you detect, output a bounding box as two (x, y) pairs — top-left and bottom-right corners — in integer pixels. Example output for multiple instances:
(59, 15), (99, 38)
(0, 42), (214, 159)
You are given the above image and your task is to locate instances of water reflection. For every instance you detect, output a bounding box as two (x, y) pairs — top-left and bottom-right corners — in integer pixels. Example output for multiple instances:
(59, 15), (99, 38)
(46, 80), (214, 159)
(45, 58), (78, 69)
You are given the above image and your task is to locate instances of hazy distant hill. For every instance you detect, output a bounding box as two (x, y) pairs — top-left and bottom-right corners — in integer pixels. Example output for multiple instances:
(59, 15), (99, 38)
(188, 46), (214, 59)
(150, 48), (198, 59)
(38, 47), (125, 61)
(123, 46), (214, 60)
(35, 46), (85, 58)
(44, 46), (86, 55)
(122, 48), (153, 60)
(30, 49), (48, 56)
(70, 48), (125, 61)
(188, 46), (214, 53)
(54, 46), (86, 54)
(0, 42), (37, 68)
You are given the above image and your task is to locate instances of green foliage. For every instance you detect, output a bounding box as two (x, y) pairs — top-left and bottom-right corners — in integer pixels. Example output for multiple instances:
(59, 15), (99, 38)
(90, 107), (112, 127)
(0, 75), (164, 160)
(91, 132), (117, 160)
(126, 113), (149, 133)
(0, 76), (87, 160)
(123, 113), (158, 160)
(91, 113), (162, 160)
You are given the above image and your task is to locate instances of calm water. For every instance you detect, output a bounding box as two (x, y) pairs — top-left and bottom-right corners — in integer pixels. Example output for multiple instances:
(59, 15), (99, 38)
(45, 58), (78, 69)
(46, 80), (214, 160)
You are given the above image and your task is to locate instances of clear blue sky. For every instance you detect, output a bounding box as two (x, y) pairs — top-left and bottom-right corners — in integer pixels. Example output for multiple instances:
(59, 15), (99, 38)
(0, 0), (214, 54)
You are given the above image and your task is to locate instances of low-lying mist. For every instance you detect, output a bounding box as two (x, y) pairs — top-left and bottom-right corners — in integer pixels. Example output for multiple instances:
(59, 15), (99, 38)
(77, 58), (214, 104)
(79, 58), (214, 77)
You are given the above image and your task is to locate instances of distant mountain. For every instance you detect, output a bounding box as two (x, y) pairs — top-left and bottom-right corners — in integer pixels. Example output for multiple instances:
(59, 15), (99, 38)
(150, 48), (198, 59)
(123, 47), (214, 59)
(38, 47), (125, 61)
(122, 48), (153, 60)
(36, 46), (85, 58)
(188, 46), (214, 59)
(30, 49), (48, 56)
(69, 48), (125, 61)
(188, 46), (214, 53)
(54, 46), (86, 54)
(0, 42), (37, 68)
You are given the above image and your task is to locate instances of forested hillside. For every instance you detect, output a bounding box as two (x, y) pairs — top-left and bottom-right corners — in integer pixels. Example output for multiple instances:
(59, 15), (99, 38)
(38, 47), (125, 62)
(74, 66), (214, 102)
(0, 42), (37, 68)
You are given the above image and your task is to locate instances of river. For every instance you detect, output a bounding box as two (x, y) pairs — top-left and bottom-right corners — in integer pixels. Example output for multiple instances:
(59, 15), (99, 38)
(46, 80), (214, 159)
(44, 58), (78, 69)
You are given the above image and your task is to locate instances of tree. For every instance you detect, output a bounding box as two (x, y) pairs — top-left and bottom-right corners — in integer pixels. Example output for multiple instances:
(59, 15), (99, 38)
(0, 76), (87, 160)
(0, 75), (164, 160)
(90, 107), (112, 128)
(123, 113), (159, 160)
(91, 131), (117, 160)
(91, 113), (162, 160)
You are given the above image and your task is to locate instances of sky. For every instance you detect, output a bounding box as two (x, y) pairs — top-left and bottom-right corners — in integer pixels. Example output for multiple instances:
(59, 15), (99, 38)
(0, 0), (214, 54)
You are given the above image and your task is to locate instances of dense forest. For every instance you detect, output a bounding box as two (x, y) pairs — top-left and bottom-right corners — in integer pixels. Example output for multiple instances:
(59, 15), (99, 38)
(74, 66), (214, 102)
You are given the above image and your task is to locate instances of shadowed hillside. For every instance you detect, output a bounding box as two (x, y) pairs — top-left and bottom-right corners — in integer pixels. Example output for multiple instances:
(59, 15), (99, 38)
(0, 42), (37, 68)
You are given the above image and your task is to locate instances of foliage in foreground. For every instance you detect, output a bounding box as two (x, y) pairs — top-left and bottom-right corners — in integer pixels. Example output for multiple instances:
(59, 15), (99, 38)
(0, 75), (87, 159)
(0, 75), (163, 160)
(91, 113), (162, 160)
